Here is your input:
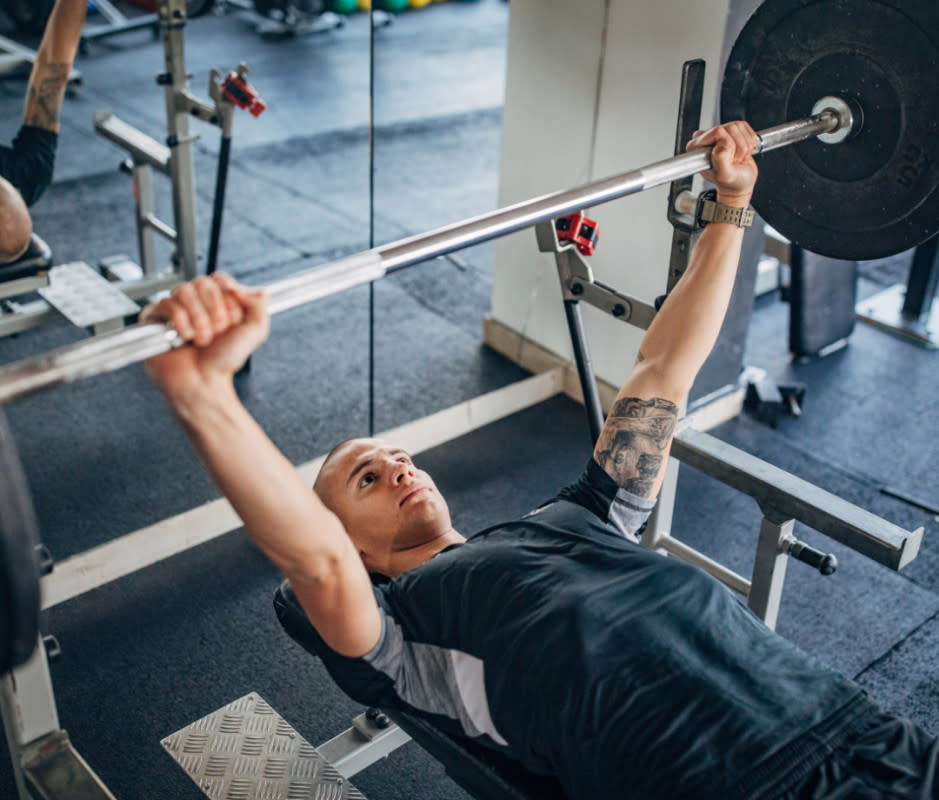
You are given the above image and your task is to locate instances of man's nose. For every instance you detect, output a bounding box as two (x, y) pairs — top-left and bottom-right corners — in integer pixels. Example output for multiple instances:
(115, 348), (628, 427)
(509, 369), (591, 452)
(392, 462), (415, 484)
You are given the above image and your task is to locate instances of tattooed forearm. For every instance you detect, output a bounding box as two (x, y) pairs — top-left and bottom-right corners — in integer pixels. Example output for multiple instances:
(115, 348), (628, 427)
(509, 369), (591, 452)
(24, 64), (70, 130)
(594, 396), (678, 497)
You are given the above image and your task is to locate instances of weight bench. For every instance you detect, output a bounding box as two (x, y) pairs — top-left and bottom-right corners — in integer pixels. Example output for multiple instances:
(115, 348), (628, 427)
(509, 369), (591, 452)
(273, 580), (568, 800)
(0, 233), (53, 300)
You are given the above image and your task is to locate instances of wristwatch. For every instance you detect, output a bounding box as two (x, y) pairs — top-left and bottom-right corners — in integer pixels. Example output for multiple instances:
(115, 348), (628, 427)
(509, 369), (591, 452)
(695, 189), (754, 228)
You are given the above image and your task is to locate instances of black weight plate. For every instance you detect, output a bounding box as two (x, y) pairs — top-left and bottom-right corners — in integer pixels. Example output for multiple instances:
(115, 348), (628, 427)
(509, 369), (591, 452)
(722, 0), (939, 260)
(0, 407), (41, 674)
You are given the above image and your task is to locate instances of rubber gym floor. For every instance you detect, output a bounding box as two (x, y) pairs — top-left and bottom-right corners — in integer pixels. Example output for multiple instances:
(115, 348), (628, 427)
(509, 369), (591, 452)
(1, 3), (937, 798)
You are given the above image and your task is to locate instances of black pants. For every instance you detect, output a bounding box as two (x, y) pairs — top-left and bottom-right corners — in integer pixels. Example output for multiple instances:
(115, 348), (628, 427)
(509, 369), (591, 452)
(788, 709), (939, 799)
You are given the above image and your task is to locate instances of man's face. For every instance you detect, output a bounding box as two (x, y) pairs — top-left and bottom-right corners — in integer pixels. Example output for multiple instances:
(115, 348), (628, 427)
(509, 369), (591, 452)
(316, 438), (452, 568)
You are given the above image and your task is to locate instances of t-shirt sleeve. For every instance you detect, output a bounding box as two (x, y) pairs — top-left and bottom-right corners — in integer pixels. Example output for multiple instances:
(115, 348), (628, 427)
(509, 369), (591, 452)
(291, 589), (402, 710)
(556, 457), (657, 541)
(0, 126), (58, 207)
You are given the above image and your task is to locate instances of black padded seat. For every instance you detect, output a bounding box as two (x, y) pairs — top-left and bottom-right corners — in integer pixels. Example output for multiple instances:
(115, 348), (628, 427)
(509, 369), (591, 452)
(273, 580), (568, 800)
(0, 233), (53, 283)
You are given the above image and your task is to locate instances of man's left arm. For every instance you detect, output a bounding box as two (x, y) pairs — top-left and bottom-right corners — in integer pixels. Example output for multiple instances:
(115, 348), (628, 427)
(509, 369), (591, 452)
(23, 0), (87, 132)
(594, 122), (760, 501)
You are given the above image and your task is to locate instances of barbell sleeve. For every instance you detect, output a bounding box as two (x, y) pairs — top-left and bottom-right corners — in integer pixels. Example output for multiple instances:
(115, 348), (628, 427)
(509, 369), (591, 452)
(0, 110), (846, 405)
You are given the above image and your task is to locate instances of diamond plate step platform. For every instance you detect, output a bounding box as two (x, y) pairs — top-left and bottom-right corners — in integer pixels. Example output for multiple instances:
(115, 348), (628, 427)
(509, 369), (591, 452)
(38, 262), (139, 329)
(162, 693), (367, 800)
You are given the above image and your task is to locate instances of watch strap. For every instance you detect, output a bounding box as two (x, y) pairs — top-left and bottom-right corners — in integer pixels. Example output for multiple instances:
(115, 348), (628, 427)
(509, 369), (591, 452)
(695, 189), (754, 228)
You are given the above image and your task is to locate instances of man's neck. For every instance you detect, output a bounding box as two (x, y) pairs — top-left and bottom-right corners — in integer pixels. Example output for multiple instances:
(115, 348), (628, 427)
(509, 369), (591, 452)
(385, 529), (465, 578)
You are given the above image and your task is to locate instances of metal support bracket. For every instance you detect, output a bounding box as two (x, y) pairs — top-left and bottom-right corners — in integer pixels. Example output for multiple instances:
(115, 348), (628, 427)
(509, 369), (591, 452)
(536, 220), (657, 329)
(318, 711), (412, 779)
(22, 730), (116, 800)
(671, 425), (923, 571)
(664, 59), (706, 293)
(747, 515), (794, 630)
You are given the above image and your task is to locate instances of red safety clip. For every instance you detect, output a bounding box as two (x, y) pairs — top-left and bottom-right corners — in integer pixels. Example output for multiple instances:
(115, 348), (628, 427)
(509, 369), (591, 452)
(555, 213), (599, 256)
(221, 70), (267, 117)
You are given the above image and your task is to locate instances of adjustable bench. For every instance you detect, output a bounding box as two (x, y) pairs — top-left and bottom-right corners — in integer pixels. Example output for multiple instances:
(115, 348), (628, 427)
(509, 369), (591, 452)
(274, 579), (568, 800)
(0, 233), (53, 301)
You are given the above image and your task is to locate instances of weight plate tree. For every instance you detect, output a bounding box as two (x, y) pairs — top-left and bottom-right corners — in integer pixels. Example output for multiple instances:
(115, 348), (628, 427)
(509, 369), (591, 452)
(722, 0), (939, 260)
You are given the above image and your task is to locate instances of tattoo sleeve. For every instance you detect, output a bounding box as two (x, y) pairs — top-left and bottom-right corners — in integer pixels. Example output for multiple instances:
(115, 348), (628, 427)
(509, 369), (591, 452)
(24, 63), (70, 130)
(594, 396), (678, 498)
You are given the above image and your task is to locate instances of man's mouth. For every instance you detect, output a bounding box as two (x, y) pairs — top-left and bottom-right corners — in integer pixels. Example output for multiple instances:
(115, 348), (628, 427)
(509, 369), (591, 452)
(399, 486), (429, 506)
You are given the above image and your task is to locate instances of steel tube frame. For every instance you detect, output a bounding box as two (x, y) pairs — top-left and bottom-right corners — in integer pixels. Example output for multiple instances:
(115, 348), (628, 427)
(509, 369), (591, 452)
(160, 0), (199, 281)
(0, 112), (843, 406)
(562, 299), (605, 445)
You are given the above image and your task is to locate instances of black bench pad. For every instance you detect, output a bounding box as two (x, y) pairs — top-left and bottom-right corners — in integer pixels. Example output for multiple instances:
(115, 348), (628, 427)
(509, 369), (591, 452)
(273, 579), (567, 800)
(0, 233), (52, 283)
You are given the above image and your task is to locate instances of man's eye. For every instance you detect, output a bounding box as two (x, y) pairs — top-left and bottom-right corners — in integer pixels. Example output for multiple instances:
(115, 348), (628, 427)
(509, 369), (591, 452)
(359, 473), (376, 489)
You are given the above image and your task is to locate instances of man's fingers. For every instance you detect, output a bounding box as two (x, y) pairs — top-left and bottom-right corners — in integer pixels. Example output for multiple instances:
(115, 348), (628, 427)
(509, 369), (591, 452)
(687, 126), (717, 151)
(724, 122), (754, 164)
(211, 271), (237, 289)
(193, 276), (229, 333)
(223, 294), (244, 327)
(241, 288), (270, 337)
(143, 272), (267, 351)
(148, 296), (195, 340)
(171, 282), (213, 346)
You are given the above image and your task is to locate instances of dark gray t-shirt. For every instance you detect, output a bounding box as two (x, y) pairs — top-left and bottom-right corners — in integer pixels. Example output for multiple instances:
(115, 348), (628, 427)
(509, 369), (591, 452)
(308, 459), (863, 799)
(0, 125), (57, 207)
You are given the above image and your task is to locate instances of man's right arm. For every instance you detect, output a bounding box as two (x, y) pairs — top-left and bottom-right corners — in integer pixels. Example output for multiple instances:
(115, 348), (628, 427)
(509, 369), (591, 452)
(593, 122), (760, 501)
(23, 0), (87, 132)
(143, 275), (382, 659)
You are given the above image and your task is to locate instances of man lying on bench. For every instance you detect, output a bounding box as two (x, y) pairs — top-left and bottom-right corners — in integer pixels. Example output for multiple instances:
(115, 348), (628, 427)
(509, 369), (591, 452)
(142, 121), (938, 800)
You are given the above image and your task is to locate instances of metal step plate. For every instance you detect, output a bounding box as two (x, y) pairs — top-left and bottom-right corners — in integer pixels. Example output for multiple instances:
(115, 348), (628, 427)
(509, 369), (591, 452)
(162, 692), (366, 800)
(38, 261), (139, 328)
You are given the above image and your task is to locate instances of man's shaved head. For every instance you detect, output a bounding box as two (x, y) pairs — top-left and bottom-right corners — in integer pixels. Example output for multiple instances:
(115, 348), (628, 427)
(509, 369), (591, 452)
(0, 177), (32, 265)
(313, 438), (361, 511)
(312, 437), (458, 578)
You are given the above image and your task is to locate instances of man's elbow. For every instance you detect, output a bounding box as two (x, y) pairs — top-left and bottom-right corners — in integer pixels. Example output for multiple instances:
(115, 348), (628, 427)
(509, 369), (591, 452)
(284, 548), (352, 589)
(629, 357), (694, 406)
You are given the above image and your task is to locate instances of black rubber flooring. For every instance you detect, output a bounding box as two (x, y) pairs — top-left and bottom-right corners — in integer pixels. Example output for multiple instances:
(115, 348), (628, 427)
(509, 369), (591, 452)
(1, 2), (937, 798)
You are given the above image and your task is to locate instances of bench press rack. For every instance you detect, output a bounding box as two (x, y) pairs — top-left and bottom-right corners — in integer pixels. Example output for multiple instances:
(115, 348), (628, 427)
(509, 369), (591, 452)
(0, 51), (928, 800)
(285, 61), (922, 800)
(266, 60), (925, 800)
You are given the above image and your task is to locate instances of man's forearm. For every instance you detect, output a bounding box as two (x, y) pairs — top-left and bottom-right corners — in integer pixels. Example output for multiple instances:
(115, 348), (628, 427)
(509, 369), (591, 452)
(634, 215), (747, 398)
(169, 379), (357, 579)
(24, 0), (87, 131)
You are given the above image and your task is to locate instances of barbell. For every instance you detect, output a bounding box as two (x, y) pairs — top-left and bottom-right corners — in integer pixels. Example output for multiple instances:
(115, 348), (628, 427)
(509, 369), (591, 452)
(1, 0), (937, 674)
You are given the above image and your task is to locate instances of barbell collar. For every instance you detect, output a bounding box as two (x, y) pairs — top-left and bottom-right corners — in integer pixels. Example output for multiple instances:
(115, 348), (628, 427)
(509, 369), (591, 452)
(0, 111), (844, 406)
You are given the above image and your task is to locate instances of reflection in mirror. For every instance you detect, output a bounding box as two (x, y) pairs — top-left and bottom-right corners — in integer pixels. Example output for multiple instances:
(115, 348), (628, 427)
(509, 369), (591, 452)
(0, 1), (374, 548)
(369, 0), (513, 433)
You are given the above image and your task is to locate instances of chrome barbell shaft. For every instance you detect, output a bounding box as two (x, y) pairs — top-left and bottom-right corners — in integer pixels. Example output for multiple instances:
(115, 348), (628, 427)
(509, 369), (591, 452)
(0, 111), (842, 405)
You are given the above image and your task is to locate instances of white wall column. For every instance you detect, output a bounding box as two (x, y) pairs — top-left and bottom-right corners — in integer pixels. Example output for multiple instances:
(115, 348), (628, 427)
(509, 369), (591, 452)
(488, 0), (733, 390)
